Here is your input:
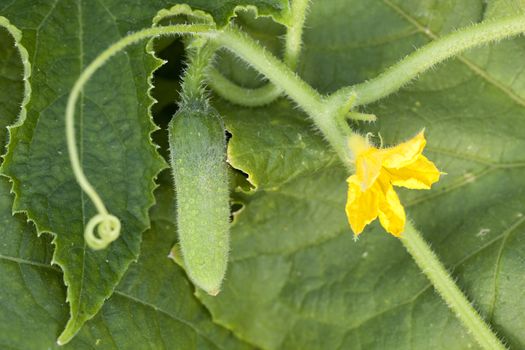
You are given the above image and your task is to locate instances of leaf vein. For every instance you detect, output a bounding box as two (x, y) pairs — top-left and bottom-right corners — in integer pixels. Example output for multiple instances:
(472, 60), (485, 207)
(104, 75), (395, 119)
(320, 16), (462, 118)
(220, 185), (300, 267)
(0, 253), (60, 271)
(487, 216), (525, 321)
(113, 290), (228, 350)
(382, 0), (525, 108)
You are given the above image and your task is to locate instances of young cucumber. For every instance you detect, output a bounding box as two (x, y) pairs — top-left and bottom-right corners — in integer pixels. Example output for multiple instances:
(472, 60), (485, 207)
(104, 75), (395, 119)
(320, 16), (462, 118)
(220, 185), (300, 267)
(168, 102), (230, 296)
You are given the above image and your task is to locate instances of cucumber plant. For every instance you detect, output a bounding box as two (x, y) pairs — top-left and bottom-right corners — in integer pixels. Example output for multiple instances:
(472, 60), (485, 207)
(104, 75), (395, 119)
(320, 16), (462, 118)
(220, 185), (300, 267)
(2, 1), (525, 348)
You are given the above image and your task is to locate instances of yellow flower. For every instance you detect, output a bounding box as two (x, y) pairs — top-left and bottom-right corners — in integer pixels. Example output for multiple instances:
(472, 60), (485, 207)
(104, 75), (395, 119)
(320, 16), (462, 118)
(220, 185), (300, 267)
(345, 130), (441, 237)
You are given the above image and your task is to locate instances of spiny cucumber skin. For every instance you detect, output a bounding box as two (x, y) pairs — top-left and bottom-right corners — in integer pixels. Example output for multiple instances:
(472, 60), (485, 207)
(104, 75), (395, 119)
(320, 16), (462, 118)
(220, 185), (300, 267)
(168, 104), (230, 295)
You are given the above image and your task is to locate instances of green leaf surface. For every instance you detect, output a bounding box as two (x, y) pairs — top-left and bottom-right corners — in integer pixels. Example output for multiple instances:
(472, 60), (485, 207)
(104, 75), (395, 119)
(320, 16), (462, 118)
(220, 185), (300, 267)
(486, 0), (525, 19)
(0, 0), (289, 343)
(0, 0), (168, 341)
(195, 1), (525, 349)
(221, 99), (338, 190)
(0, 173), (253, 349)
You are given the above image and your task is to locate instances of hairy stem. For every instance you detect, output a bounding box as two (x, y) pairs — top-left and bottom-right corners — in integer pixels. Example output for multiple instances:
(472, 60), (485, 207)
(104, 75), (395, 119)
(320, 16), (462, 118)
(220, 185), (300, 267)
(206, 67), (282, 106)
(207, 0), (311, 107)
(214, 27), (323, 113)
(402, 223), (507, 350)
(214, 27), (352, 166)
(330, 15), (525, 106)
(180, 40), (217, 101)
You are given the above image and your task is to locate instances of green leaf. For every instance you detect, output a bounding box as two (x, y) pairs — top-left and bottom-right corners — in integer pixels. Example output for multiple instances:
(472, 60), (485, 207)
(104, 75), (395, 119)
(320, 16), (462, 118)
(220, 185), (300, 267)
(0, 0), (290, 343)
(221, 100), (338, 189)
(0, 173), (253, 349)
(195, 1), (525, 349)
(0, 1), (168, 342)
(0, 177), (68, 349)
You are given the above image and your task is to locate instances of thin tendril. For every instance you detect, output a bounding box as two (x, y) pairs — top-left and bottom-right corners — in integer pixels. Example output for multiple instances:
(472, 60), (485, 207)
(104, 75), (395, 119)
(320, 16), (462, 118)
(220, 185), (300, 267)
(330, 15), (525, 107)
(65, 24), (214, 250)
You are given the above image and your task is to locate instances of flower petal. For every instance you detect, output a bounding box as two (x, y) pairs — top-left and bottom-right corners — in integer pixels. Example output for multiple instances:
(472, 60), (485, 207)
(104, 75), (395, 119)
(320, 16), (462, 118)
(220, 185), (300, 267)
(355, 148), (383, 190)
(381, 130), (426, 169)
(376, 177), (406, 236)
(386, 155), (441, 189)
(345, 175), (379, 235)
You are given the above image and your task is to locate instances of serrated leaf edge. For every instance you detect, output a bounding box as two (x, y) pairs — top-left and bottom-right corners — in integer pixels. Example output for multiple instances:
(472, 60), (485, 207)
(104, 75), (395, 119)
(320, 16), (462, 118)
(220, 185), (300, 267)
(0, 13), (168, 344)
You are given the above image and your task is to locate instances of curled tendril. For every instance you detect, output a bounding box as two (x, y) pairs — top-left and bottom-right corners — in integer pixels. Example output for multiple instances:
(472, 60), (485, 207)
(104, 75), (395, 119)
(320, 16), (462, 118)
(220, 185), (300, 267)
(84, 214), (121, 250)
(65, 24), (215, 250)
